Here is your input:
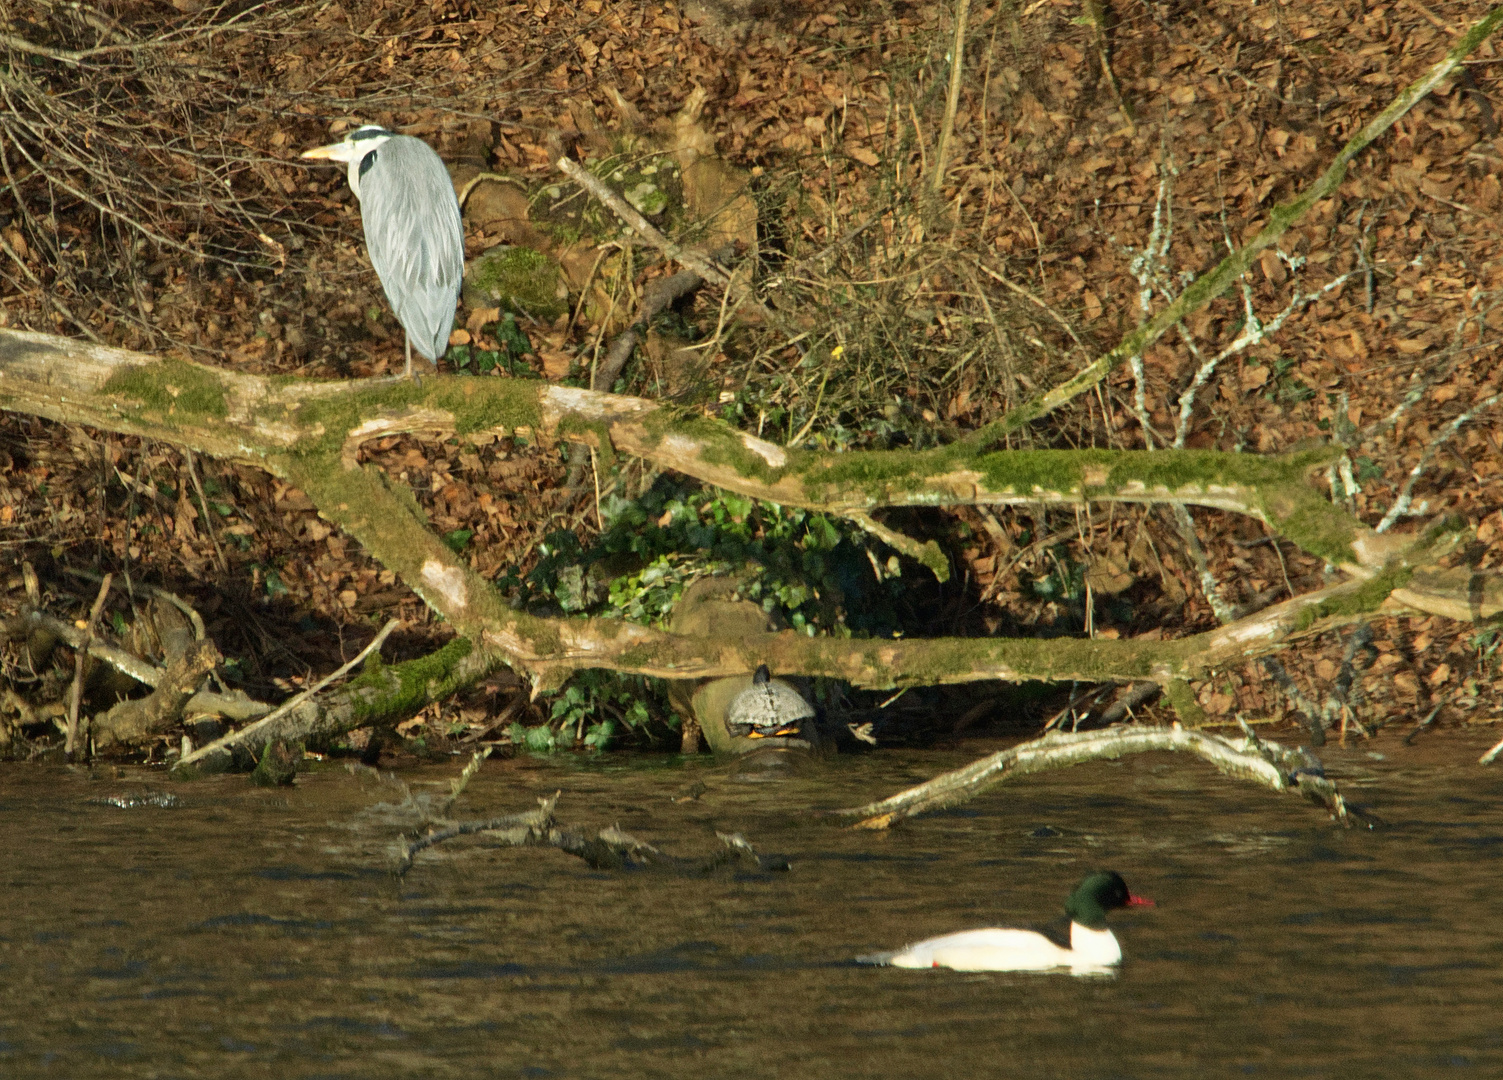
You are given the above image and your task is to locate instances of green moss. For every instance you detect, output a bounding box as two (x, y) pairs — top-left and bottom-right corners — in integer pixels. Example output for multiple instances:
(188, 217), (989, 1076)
(273, 379), (544, 458)
(102, 359), (227, 421)
(462, 245), (570, 320)
(345, 636), (475, 721)
(537, 220), (585, 246)
(1293, 567), (1412, 632)
(249, 739), (298, 786)
(1271, 494), (1359, 565)
(1162, 679), (1206, 726)
(623, 180), (668, 216)
(558, 415), (616, 467)
(796, 445), (955, 501)
(641, 409), (790, 484)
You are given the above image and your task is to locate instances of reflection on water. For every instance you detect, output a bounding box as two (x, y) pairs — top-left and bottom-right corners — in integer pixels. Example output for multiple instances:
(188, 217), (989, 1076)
(4, 735), (1503, 1078)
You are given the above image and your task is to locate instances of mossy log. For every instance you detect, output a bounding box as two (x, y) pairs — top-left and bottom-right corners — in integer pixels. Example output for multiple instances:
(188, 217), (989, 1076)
(0, 328), (1492, 699)
(170, 637), (505, 777)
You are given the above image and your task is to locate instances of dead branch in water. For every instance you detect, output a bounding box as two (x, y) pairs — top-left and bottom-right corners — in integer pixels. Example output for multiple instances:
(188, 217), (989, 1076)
(173, 618), (399, 775)
(392, 791), (788, 877)
(833, 724), (1361, 828)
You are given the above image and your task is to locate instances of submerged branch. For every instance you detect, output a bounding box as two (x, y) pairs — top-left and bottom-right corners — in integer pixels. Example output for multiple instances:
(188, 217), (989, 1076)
(392, 791), (787, 876)
(833, 724), (1357, 828)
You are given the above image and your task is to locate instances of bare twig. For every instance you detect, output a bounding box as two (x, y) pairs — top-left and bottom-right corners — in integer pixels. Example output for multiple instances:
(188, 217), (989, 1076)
(931, 0), (973, 197)
(1480, 731), (1503, 765)
(1084, 0), (1135, 134)
(556, 156), (732, 287)
(66, 573), (112, 758)
(1171, 504), (1236, 624)
(185, 450), (228, 575)
(1376, 391), (1503, 532)
(176, 618), (400, 772)
(848, 512), (950, 583)
(438, 747), (493, 817)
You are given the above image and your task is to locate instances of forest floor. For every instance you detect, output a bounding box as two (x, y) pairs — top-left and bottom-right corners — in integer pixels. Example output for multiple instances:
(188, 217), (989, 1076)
(0, 0), (1500, 762)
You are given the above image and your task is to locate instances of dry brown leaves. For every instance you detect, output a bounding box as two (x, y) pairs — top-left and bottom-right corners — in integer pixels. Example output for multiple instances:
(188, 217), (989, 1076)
(4, 0), (1503, 743)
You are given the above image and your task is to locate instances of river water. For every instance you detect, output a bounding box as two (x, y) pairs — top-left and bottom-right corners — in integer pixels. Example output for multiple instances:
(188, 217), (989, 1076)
(3, 733), (1502, 1079)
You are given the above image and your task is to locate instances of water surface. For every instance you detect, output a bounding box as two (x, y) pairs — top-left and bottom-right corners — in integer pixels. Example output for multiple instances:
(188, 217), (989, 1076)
(3, 735), (1502, 1078)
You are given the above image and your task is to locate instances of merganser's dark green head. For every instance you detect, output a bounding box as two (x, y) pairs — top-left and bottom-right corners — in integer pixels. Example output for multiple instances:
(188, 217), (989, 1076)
(1063, 871), (1153, 930)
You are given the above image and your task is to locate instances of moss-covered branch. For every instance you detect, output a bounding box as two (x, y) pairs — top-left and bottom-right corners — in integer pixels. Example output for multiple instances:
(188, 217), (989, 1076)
(170, 636), (506, 776)
(0, 327), (1375, 568)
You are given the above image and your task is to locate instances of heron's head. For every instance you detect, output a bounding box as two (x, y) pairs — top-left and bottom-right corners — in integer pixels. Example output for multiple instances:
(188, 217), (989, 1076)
(300, 126), (395, 197)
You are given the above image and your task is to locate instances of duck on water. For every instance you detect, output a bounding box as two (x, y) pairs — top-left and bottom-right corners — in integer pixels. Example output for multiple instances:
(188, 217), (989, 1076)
(859, 871), (1153, 974)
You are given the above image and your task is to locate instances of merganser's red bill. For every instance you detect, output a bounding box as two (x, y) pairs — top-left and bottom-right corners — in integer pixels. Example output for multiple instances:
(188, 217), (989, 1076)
(1125, 893), (1154, 907)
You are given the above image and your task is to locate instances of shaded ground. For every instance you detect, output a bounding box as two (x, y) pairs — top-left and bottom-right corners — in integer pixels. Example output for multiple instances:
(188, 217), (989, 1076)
(1, 0), (1500, 759)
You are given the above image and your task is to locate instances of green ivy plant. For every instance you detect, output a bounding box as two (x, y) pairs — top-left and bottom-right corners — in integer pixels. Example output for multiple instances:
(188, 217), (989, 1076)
(450, 313), (539, 378)
(497, 476), (909, 751)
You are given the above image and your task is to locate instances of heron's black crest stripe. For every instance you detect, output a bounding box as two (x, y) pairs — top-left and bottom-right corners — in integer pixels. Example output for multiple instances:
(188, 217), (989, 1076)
(358, 149), (378, 180)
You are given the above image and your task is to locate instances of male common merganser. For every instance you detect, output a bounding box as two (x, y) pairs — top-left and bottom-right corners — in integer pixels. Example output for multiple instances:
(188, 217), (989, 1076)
(859, 871), (1153, 973)
(725, 665), (815, 739)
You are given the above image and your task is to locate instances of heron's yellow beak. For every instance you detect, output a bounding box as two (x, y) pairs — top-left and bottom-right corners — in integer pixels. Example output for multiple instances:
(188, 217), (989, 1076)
(300, 142), (355, 163)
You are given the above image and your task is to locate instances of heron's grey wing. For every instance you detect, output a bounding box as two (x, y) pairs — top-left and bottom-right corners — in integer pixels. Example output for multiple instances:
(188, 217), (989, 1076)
(358, 136), (464, 362)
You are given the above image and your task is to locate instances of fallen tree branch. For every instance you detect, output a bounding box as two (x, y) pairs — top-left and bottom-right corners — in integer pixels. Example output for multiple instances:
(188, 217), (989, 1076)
(173, 618), (399, 774)
(2, 321), (1490, 696)
(169, 636), (511, 775)
(91, 637), (221, 753)
(831, 724), (1358, 828)
(11, 609), (270, 721)
(0, 326), (1382, 567)
(556, 154), (783, 328)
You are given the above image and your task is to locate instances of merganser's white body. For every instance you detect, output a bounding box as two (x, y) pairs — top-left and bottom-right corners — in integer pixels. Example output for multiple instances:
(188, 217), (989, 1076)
(860, 871), (1151, 975)
(885, 922), (1121, 973)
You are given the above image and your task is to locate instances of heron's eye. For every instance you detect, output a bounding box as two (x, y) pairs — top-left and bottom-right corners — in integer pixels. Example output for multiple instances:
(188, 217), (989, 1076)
(358, 149), (378, 180)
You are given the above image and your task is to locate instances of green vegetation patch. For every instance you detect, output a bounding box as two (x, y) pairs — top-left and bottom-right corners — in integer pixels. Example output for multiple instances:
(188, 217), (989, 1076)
(461, 245), (570, 321)
(1293, 567), (1412, 633)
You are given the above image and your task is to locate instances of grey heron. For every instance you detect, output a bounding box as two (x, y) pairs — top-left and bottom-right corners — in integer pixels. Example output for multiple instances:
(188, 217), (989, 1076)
(725, 665), (815, 739)
(301, 125), (463, 379)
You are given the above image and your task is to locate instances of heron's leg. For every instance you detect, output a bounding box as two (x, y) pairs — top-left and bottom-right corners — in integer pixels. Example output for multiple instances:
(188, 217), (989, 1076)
(404, 333), (413, 380)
